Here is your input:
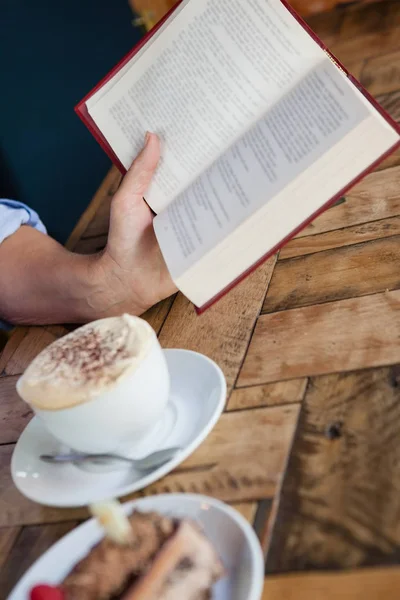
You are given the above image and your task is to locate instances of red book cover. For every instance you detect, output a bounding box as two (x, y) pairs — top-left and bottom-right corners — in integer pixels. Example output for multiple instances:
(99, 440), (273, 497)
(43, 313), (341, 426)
(75, 0), (400, 314)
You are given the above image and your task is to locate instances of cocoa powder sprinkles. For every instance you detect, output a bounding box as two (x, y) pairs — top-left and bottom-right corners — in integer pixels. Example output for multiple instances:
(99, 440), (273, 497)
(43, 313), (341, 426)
(46, 327), (132, 385)
(17, 314), (154, 410)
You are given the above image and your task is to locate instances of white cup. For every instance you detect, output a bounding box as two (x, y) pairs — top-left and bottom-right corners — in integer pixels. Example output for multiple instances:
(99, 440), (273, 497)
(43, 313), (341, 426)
(16, 319), (170, 454)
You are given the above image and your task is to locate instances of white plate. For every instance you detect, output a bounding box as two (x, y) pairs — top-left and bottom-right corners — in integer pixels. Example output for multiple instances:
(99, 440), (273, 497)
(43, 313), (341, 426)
(8, 494), (265, 600)
(11, 350), (226, 507)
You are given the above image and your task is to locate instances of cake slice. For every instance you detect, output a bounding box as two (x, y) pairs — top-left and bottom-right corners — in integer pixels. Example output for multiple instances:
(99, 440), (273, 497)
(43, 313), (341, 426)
(30, 505), (224, 600)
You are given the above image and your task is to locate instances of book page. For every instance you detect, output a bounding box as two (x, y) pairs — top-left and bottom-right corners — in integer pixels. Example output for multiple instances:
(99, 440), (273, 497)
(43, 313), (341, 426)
(154, 58), (373, 279)
(176, 113), (398, 308)
(88, 0), (325, 213)
(85, 1), (190, 110)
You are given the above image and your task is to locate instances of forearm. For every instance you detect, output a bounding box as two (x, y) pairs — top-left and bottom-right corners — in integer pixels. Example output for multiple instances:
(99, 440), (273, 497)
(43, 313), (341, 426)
(0, 227), (104, 325)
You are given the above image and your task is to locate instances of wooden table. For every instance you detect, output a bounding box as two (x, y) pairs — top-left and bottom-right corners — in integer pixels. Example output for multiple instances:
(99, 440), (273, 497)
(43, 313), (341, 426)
(129, 0), (390, 24)
(1, 0), (400, 596)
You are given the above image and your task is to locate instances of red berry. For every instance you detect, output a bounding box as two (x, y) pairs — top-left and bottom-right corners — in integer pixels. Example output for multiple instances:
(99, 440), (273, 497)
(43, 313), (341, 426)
(30, 585), (64, 600)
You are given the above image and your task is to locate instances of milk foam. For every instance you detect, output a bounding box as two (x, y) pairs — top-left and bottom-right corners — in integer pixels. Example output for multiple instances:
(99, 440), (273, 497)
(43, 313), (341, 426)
(17, 314), (154, 410)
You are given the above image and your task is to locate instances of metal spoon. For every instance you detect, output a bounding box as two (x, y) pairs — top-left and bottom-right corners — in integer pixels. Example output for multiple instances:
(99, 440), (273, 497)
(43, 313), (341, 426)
(40, 447), (181, 471)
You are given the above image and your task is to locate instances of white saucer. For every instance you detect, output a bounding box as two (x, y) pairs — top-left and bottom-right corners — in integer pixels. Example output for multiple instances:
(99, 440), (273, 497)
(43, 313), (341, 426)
(11, 350), (226, 507)
(8, 494), (264, 600)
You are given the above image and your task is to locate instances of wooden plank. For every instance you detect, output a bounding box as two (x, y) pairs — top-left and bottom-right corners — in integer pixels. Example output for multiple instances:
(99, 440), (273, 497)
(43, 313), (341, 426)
(0, 445), (87, 527)
(66, 167), (121, 251)
(305, 8), (345, 45)
(0, 405), (298, 525)
(266, 364), (400, 572)
(361, 49), (400, 97)
(158, 257), (277, 394)
(280, 216), (400, 259)
(376, 89), (400, 123)
(239, 290), (400, 386)
(129, 0), (176, 29)
(3, 328), (60, 376)
(263, 236), (400, 313)
(0, 527), (21, 569)
(385, 0), (400, 28)
(179, 405), (300, 469)
(374, 148), (400, 172)
(142, 295), (175, 335)
(341, 58), (365, 82)
(262, 568), (400, 600)
(0, 328), (28, 376)
(0, 522), (78, 598)
(81, 194), (112, 240)
(296, 166), (400, 238)
(338, 1), (390, 40)
(232, 502), (258, 524)
(330, 8), (400, 64)
(228, 379), (307, 410)
(0, 330), (8, 353)
(126, 404), (300, 504)
(0, 375), (32, 444)
(129, 462), (278, 505)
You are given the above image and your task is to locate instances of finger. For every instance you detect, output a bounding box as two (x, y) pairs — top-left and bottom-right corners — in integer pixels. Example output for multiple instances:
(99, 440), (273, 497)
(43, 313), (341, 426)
(117, 132), (160, 203)
(108, 133), (160, 255)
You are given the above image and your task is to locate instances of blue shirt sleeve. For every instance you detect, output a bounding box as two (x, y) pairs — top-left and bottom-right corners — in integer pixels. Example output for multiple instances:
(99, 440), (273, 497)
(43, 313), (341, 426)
(0, 199), (47, 330)
(0, 199), (47, 244)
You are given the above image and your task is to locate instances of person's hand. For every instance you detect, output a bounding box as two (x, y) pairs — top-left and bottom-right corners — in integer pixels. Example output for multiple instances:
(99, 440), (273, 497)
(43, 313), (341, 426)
(89, 133), (177, 317)
(0, 132), (175, 327)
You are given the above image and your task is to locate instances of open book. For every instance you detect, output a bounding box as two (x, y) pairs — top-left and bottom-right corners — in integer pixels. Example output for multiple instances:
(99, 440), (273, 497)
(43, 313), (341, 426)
(76, 0), (400, 312)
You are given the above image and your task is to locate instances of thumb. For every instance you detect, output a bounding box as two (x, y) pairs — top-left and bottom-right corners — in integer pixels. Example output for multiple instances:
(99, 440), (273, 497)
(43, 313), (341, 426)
(108, 132), (160, 251)
(117, 132), (160, 202)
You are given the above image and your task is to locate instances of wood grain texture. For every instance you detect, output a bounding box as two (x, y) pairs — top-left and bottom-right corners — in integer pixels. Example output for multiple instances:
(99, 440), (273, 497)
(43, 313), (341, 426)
(129, 0), (177, 28)
(0, 330), (8, 353)
(0, 527), (21, 569)
(305, 7), (344, 45)
(375, 148), (400, 172)
(376, 89), (400, 123)
(280, 216), (400, 259)
(385, 0), (400, 26)
(296, 166), (400, 238)
(264, 236), (400, 313)
(361, 49), (400, 96)
(128, 462), (277, 504)
(266, 365), (400, 572)
(142, 296), (176, 334)
(233, 502), (258, 524)
(0, 522), (78, 597)
(240, 291), (400, 386)
(262, 568), (400, 600)
(0, 376), (32, 444)
(66, 167), (121, 251)
(1, 2), (400, 593)
(123, 405), (300, 505)
(0, 405), (298, 526)
(2, 328), (59, 376)
(81, 194), (112, 240)
(337, 0), (389, 40)
(0, 328), (28, 376)
(330, 4), (400, 64)
(179, 405), (300, 470)
(158, 257), (277, 393)
(228, 379), (307, 410)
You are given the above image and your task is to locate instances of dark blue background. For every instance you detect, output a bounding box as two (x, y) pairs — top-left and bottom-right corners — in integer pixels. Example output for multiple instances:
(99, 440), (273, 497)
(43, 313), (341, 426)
(0, 0), (143, 242)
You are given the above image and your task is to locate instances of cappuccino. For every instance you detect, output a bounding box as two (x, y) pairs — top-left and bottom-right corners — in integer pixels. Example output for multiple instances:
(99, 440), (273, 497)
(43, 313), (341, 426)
(18, 314), (153, 411)
(17, 315), (170, 453)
